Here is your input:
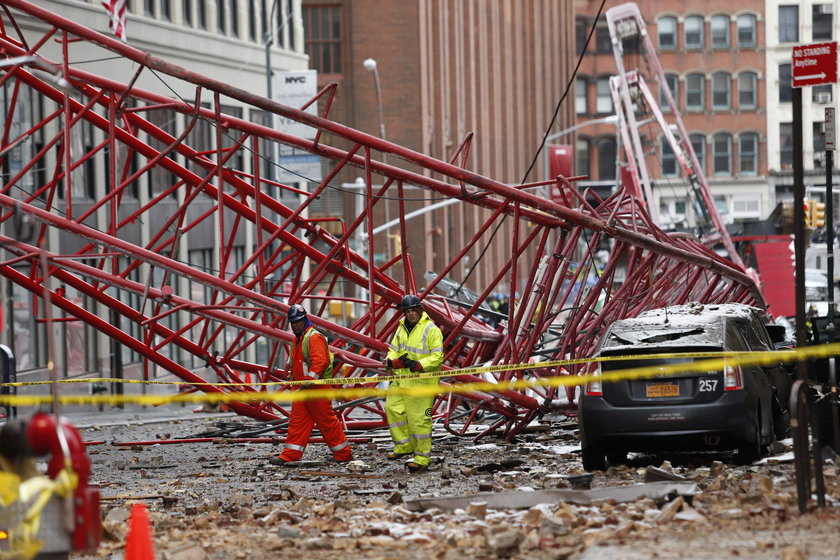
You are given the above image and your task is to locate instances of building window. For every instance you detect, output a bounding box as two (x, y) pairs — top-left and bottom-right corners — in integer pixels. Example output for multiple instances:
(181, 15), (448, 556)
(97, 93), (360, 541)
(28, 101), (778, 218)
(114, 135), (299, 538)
(690, 133), (706, 174)
(738, 72), (757, 109)
(686, 73), (705, 110)
(711, 15), (730, 48)
(597, 137), (617, 180)
(217, 0), (226, 34)
(576, 79), (588, 114)
(660, 73), (679, 112)
(183, 0), (193, 26)
(739, 133), (758, 175)
(780, 122), (793, 167)
(779, 5), (799, 43)
(660, 198), (687, 227)
(161, 0), (171, 21)
(814, 5), (833, 41)
(779, 63), (792, 103)
(661, 137), (678, 177)
(248, 0), (257, 40)
(595, 20), (611, 54)
(576, 18), (588, 55)
(230, 0), (239, 37)
(713, 133), (732, 175)
(303, 5), (342, 75)
(685, 16), (704, 49)
(197, 0), (207, 29)
(813, 84), (833, 103)
(144, 0), (154, 17)
(596, 78), (613, 114)
(712, 72), (731, 109)
(737, 14), (756, 47)
(658, 16), (677, 49)
(576, 138), (591, 178)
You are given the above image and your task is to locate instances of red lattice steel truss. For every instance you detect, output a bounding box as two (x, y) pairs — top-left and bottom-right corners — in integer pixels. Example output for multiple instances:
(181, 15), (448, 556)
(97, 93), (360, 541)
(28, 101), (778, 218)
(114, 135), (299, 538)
(0, 0), (764, 440)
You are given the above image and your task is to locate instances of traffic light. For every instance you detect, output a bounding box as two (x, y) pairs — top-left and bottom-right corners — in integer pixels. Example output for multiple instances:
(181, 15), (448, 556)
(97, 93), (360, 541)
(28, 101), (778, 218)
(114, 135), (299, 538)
(811, 200), (826, 228)
(804, 199), (812, 228)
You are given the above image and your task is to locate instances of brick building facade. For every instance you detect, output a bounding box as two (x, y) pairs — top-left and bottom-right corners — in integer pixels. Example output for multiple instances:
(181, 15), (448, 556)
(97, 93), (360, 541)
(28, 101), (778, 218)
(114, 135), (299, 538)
(301, 0), (575, 293)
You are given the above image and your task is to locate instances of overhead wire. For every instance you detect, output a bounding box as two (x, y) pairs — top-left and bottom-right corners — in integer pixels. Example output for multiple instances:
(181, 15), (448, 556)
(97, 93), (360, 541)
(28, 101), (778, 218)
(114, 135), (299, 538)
(452, 0), (609, 295)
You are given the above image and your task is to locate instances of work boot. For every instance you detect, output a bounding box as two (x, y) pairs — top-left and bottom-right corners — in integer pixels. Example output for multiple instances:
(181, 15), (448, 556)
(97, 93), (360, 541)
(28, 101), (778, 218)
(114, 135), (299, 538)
(405, 461), (428, 473)
(268, 457), (296, 467)
(386, 451), (412, 460)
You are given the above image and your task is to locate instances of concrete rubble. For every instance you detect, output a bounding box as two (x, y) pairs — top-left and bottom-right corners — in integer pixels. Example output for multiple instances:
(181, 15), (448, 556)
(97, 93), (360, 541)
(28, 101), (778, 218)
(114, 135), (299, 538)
(71, 415), (840, 559)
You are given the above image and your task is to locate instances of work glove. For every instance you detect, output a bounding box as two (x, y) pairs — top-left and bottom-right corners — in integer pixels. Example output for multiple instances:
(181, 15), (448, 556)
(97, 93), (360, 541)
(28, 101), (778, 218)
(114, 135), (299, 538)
(410, 361), (423, 372)
(383, 357), (406, 370)
(400, 355), (419, 371)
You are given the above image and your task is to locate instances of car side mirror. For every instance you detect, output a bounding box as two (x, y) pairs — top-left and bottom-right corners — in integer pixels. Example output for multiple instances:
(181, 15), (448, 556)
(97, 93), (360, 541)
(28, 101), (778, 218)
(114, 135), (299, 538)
(765, 323), (787, 344)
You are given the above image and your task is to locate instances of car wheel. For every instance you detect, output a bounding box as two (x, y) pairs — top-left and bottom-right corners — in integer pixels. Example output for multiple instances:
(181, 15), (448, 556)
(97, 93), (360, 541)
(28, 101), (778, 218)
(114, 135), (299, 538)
(735, 415), (762, 465)
(581, 444), (607, 471)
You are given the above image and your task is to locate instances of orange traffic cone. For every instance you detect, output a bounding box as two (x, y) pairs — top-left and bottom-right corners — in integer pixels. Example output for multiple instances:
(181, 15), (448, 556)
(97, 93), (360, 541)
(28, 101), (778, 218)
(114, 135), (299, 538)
(124, 502), (155, 560)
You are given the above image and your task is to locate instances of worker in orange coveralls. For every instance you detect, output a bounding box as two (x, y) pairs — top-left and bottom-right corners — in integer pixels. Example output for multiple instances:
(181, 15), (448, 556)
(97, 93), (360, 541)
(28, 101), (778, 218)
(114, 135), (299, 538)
(269, 304), (352, 466)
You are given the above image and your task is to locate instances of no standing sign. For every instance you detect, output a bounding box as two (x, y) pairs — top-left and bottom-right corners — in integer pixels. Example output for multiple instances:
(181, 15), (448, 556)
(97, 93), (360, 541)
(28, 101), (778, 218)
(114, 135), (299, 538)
(792, 41), (838, 87)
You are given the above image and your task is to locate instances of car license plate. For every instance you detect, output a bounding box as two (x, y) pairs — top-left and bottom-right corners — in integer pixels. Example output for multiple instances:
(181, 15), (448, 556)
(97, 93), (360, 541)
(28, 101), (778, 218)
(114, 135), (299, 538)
(646, 382), (679, 397)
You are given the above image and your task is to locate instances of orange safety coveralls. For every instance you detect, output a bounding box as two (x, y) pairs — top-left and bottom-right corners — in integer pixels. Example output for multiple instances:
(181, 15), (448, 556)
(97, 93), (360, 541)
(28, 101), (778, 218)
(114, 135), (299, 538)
(278, 325), (352, 462)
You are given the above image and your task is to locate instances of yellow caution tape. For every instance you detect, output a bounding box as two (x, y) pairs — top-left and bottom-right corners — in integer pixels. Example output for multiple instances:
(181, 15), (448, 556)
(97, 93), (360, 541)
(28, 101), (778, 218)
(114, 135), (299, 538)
(0, 349), (787, 389)
(0, 342), (836, 407)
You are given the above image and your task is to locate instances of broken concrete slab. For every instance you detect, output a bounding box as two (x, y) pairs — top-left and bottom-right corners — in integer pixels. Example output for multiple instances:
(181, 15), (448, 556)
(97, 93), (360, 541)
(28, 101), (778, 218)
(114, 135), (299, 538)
(404, 481), (698, 511)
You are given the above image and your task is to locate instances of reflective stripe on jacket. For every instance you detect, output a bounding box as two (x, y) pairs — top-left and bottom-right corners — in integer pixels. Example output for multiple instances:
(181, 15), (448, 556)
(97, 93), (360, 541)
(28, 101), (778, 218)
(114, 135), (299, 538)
(289, 326), (334, 381)
(386, 312), (444, 378)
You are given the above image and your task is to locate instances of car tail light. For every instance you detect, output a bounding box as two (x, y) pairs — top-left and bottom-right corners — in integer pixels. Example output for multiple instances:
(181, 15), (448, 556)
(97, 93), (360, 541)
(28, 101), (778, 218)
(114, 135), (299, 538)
(585, 364), (602, 396)
(723, 364), (742, 391)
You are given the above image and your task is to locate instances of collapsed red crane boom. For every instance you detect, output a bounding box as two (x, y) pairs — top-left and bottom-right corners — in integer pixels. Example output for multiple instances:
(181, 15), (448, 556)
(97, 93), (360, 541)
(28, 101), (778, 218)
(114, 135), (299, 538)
(0, 0), (763, 439)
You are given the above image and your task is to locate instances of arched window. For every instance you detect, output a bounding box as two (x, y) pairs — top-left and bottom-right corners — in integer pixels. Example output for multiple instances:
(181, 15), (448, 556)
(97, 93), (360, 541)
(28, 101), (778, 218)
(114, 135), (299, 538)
(737, 14), (756, 47)
(713, 133), (732, 175)
(738, 72), (757, 109)
(597, 137), (617, 180)
(739, 133), (758, 175)
(712, 72), (731, 109)
(690, 133), (707, 174)
(575, 17), (588, 55)
(686, 73), (705, 110)
(660, 73), (679, 112)
(711, 15), (730, 48)
(596, 78), (613, 113)
(576, 78), (589, 115)
(576, 138), (591, 178)
(658, 16), (677, 49)
(661, 137), (678, 177)
(685, 16), (704, 49)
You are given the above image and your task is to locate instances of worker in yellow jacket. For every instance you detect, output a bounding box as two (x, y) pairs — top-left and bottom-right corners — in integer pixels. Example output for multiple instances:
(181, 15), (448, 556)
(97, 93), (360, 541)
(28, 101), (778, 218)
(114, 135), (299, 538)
(382, 294), (444, 472)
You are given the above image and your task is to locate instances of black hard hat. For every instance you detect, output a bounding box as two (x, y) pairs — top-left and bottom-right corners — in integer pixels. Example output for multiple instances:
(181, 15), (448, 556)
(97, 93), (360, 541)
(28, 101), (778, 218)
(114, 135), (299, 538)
(399, 294), (422, 311)
(287, 304), (308, 322)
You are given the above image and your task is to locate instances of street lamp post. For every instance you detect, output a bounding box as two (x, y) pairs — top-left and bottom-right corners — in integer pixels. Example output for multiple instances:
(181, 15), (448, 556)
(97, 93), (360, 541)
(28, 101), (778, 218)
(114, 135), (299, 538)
(362, 58), (389, 258)
(362, 58), (387, 159)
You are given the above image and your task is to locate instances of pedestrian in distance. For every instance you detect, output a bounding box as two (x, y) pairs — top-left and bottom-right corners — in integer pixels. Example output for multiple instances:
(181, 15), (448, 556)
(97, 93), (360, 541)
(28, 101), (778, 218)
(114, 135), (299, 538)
(382, 294), (444, 472)
(269, 304), (352, 467)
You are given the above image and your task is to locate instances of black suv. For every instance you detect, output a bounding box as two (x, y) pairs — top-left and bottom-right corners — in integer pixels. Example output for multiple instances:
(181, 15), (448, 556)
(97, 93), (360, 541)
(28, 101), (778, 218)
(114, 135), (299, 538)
(578, 302), (791, 471)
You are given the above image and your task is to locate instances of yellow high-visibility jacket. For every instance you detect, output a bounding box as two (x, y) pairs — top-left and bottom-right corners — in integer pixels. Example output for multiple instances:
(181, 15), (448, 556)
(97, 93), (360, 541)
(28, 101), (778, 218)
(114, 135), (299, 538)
(386, 312), (444, 385)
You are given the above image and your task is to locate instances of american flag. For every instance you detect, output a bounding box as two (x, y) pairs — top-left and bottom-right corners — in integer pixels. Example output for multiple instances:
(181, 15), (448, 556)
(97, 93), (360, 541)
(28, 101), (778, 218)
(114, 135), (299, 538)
(101, 0), (127, 41)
